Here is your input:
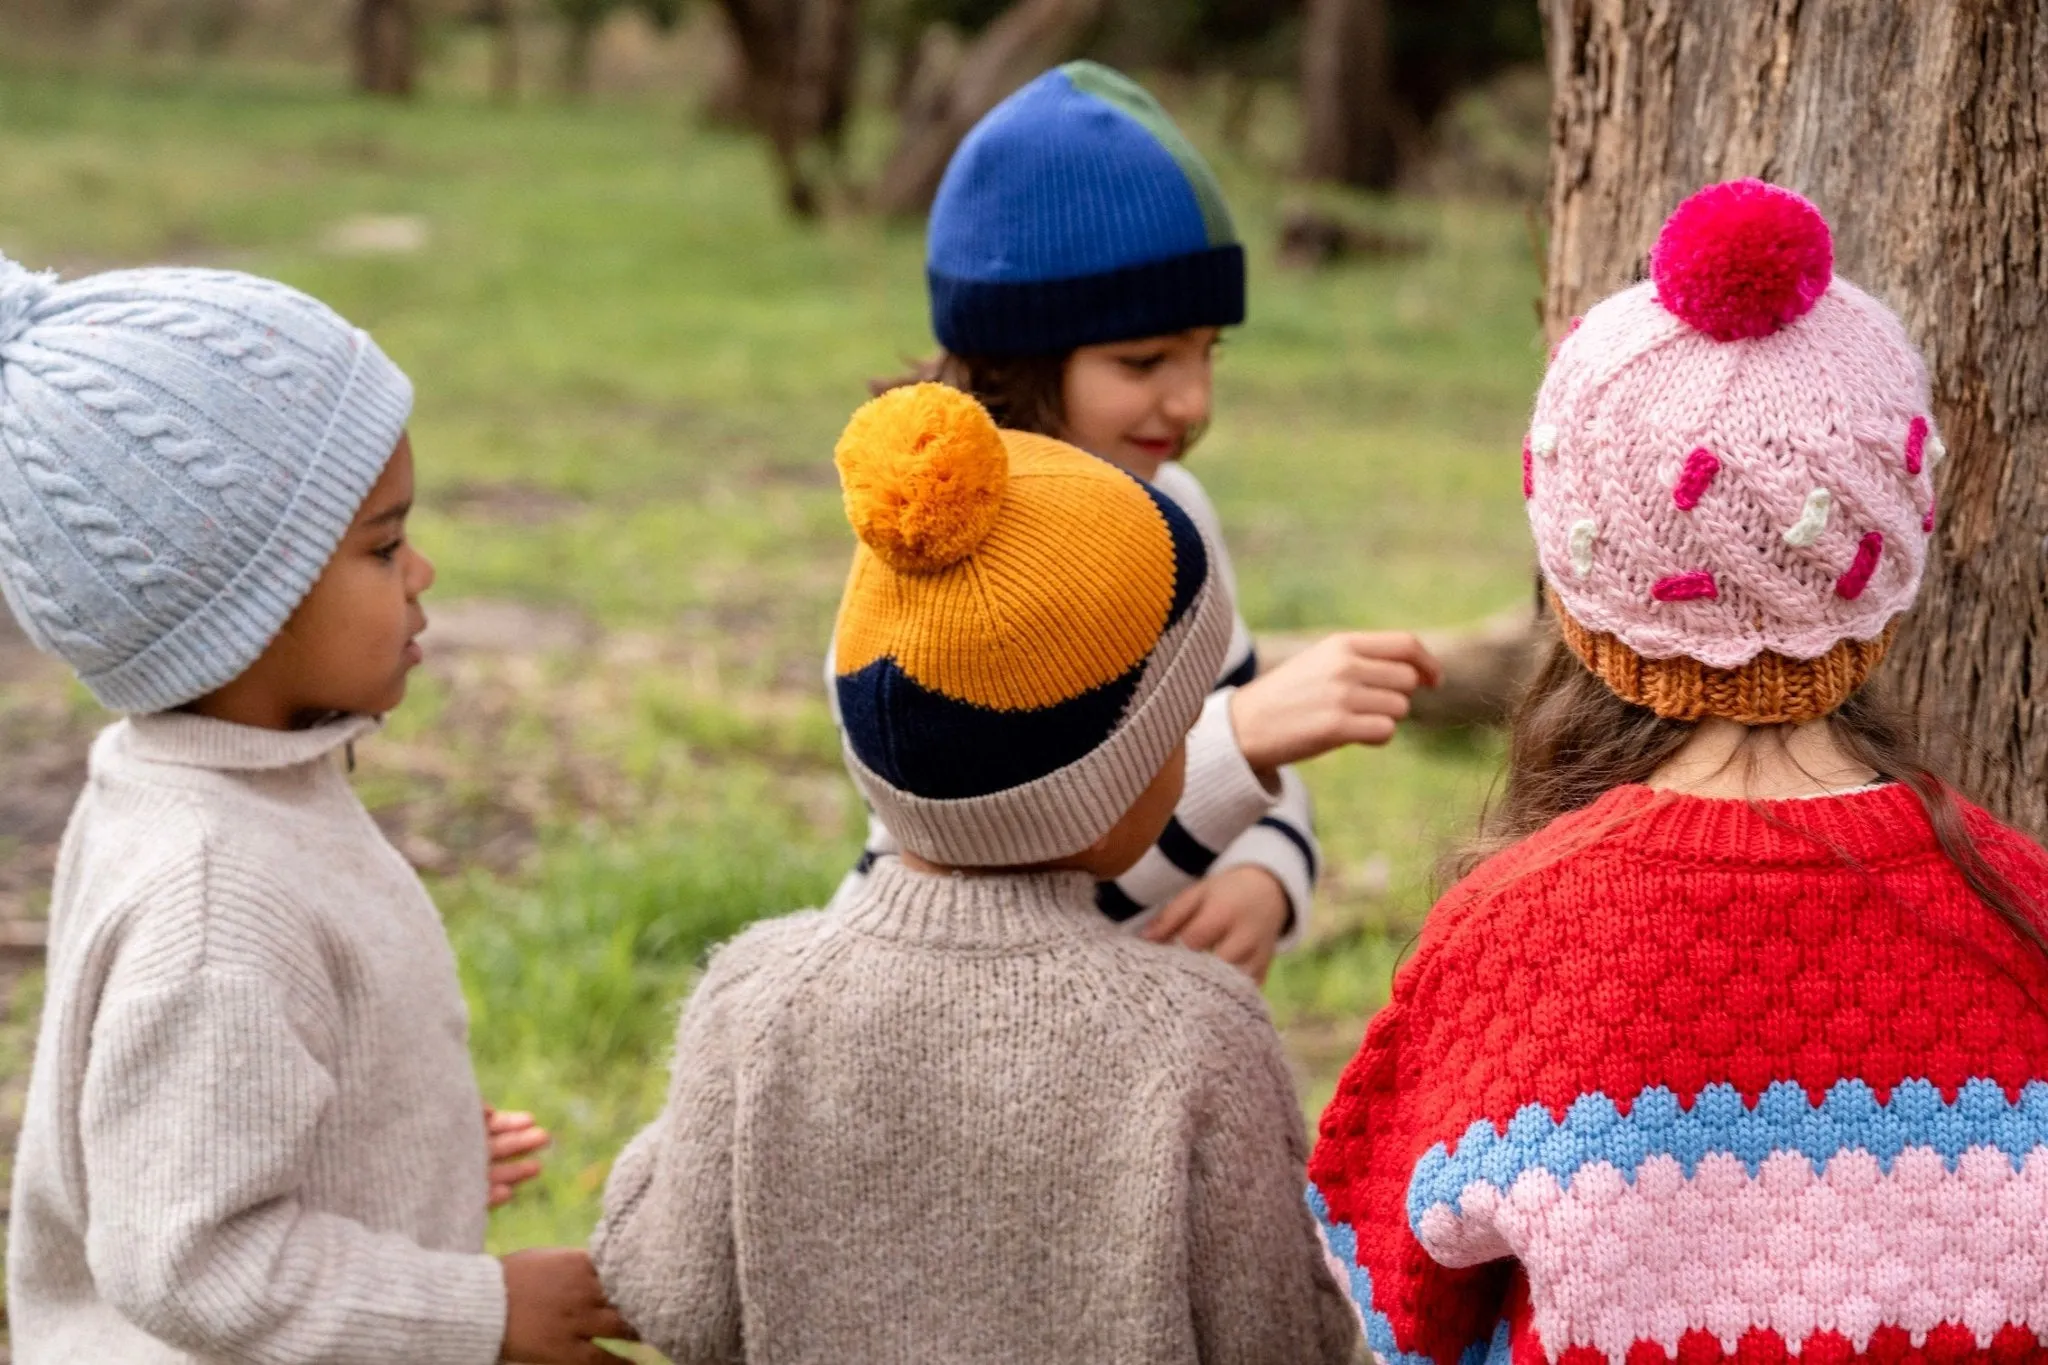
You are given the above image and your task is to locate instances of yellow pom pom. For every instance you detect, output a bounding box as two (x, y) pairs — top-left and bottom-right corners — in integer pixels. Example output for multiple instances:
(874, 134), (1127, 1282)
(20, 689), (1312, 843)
(834, 383), (1009, 573)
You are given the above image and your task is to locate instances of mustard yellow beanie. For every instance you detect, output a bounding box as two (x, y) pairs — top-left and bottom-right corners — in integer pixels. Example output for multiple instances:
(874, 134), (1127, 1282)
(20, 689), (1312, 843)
(831, 383), (1233, 865)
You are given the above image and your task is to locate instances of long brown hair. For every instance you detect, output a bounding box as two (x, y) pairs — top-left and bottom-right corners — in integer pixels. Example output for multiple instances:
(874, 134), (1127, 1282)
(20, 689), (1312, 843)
(872, 351), (1068, 438)
(1459, 624), (2048, 959)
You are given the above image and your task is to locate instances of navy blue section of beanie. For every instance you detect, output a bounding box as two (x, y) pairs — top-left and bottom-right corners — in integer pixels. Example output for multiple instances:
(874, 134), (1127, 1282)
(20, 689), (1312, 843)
(926, 61), (1245, 357)
(838, 658), (1145, 800)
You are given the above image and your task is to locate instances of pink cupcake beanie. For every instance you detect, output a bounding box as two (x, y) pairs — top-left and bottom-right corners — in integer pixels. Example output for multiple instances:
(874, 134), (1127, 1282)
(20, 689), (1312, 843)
(1527, 179), (1938, 723)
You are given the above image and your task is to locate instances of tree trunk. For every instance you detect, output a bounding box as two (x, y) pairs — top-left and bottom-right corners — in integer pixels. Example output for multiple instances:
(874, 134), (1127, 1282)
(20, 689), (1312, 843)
(353, 0), (416, 97)
(870, 0), (1107, 219)
(1541, 0), (2048, 837)
(1298, 0), (1396, 189)
(560, 12), (597, 96)
(486, 0), (521, 102)
(716, 0), (865, 218)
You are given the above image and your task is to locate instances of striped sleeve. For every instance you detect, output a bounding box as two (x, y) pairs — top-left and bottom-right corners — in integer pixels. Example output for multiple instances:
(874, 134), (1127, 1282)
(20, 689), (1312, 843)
(1211, 765), (1319, 948)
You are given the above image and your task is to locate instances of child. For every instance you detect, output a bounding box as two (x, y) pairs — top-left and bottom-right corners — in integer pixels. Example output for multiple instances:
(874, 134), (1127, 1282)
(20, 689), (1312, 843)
(593, 382), (1359, 1363)
(838, 61), (1442, 981)
(1309, 181), (2048, 1364)
(0, 256), (628, 1364)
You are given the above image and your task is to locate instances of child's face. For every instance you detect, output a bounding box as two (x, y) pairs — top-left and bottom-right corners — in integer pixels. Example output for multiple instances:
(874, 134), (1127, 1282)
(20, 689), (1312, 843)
(188, 433), (434, 730)
(1060, 328), (1219, 482)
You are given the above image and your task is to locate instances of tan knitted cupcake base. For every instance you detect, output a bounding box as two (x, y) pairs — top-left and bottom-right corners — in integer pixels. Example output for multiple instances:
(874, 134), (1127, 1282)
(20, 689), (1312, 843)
(1552, 597), (1897, 724)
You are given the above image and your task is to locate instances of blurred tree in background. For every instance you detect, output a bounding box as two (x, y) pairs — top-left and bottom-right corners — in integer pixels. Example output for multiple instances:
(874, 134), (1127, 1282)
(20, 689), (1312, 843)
(0, 0), (1547, 212)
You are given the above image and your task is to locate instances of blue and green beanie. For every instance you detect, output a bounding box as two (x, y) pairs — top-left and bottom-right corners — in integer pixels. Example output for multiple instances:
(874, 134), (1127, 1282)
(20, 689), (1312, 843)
(926, 61), (1245, 358)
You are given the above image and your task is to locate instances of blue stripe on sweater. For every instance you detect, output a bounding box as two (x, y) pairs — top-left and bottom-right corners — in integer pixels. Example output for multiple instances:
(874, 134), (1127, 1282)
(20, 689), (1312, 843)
(1406, 1077), (2048, 1234)
(1309, 1184), (1503, 1365)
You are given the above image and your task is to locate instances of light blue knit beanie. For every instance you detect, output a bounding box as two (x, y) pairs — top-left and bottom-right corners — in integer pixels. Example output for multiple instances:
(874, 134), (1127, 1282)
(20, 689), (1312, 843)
(0, 255), (412, 712)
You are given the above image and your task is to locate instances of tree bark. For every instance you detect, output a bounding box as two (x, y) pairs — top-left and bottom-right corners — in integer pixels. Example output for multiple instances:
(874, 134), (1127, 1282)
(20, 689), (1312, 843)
(1298, 0), (1396, 189)
(1541, 0), (2048, 837)
(716, 0), (865, 218)
(353, 0), (416, 97)
(870, 0), (1107, 218)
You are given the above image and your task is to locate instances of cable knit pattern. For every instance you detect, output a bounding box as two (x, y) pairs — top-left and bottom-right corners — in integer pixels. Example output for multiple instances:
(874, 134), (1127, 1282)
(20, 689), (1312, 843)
(1527, 184), (1932, 680)
(0, 255), (411, 712)
(593, 858), (1359, 1364)
(1309, 782), (2048, 1365)
(7, 714), (506, 1363)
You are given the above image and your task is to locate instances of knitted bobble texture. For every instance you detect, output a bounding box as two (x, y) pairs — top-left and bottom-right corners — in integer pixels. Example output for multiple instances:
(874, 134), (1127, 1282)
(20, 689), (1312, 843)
(835, 384), (1008, 574)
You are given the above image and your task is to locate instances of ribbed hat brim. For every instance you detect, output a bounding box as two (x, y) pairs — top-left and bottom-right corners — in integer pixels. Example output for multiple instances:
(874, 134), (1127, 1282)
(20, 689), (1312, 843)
(844, 566), (1234, 866)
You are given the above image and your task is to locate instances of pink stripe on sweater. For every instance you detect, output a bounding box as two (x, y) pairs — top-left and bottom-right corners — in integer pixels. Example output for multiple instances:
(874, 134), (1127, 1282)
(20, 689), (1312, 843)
(1416, 1146), (2048, 1364)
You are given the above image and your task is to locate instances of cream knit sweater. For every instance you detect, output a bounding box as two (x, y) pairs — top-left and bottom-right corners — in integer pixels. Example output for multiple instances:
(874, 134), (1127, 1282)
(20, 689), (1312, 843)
(6, 713), (507, 1364)
(593, 858), (1359, 1364)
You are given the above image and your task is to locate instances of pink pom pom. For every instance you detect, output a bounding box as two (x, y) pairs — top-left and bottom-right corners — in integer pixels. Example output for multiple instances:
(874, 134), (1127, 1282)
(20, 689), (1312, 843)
(1650, 179), (1833, 341)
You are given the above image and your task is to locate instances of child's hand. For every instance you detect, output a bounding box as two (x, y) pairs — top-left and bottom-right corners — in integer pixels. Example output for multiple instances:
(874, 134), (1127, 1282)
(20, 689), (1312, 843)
(485, 1105), (550, 1209)
(499, 1247), (636, 1364)
(1142, 866), (1291, 984)
(1230, 631), (1442, 772)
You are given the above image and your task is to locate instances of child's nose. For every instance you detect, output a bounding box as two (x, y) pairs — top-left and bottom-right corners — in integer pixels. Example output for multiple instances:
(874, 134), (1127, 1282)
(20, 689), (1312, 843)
(1164, 375), (1211, 427)
(407, 547), (436, 597)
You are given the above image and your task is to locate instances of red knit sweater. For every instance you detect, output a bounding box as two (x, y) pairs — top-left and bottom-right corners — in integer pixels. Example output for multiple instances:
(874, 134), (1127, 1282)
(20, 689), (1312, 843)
(1309, 782), (2048, 1365)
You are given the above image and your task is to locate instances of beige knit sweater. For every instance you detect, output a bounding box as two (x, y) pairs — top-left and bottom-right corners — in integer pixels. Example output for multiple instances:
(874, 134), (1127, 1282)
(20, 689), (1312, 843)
(7, 713), (507, 1364)
(593, 858), (1359, 1364)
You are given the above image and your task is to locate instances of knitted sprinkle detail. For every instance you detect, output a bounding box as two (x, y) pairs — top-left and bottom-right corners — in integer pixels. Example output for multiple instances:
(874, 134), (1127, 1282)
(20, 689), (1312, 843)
(1650, 180), (1834, 341)
(1568, 520), (1597, 578)
(1924, 502), (1937, 534)
(1835, 531), (1884, 600)
(1521, 436), (1533, 499)
(1783, 488), (1833, 547)
(1652, 572), (1717, 603)
(1905, 416), (1929, 475)
(1672, 448), (1721, 510)
(1530, 423), (1559, 460)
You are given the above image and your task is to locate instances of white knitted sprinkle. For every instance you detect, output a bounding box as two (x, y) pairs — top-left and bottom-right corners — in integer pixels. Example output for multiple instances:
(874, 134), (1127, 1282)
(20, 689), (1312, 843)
(1569, 518), (1597, 577)
(1924, 431), (1947, 470)
(1531, 423), (1560, 460)
(1784, 488), (1833, 547)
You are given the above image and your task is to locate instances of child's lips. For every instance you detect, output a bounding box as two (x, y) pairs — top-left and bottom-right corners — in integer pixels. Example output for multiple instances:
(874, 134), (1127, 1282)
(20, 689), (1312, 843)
(403, 638), (423, 667)
(1129, 435), (1178, 455)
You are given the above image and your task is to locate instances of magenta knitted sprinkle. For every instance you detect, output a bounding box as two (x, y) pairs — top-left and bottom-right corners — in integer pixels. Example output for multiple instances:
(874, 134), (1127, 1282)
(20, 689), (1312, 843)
(1652, 572), (1718, 603)
(1835, 532), (1884, 600)
(1672, 448), (1721, 510)
(1905, 415), (1929, 475)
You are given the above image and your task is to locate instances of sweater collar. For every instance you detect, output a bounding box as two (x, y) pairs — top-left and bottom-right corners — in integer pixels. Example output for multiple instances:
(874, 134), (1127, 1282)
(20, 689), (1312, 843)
(118, 712), (382, 772)
(1571, 779), (1941, 866)
(837, 857), (1110, 950)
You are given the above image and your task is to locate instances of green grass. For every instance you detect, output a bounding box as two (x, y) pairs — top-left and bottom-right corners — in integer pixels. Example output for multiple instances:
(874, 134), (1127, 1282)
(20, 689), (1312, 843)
(0, 59), (1546, 1259)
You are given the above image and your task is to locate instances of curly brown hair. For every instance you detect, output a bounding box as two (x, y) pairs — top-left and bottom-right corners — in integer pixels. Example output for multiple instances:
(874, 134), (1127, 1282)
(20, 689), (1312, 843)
(871, 351), (1069, 439)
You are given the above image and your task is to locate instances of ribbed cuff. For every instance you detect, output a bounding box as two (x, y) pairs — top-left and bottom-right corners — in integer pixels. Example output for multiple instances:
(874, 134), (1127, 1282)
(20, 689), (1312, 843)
(1177, 689), (1279, 848)
(930, 244), (1246, 357)
(849, 568), (1235, 866)
(396, 1252), (508, 1365)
